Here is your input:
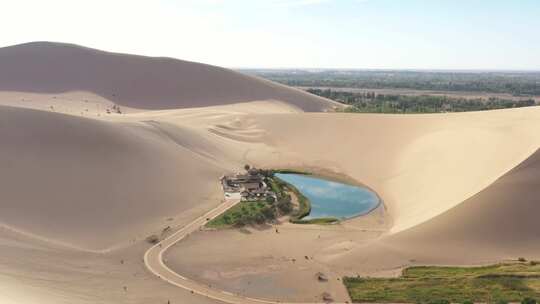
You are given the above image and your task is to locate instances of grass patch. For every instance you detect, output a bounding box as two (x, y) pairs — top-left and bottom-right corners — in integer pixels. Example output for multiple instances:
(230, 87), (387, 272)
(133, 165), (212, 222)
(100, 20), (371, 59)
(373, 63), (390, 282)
(344, 263), (540, 303)
(292, 217), (339, 224)
(206, 201), (274, 228)
(271, 169), (312, 175)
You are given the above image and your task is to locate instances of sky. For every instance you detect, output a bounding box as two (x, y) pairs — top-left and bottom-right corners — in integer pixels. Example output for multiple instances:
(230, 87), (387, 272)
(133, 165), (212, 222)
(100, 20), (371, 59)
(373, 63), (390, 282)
(1, 0), (539, 70)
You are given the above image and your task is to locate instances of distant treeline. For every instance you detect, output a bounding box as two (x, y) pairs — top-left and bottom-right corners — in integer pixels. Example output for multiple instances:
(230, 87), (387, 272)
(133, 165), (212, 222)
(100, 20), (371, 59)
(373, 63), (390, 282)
(307, 88), (536, 113)
(241, 70), (540, 96)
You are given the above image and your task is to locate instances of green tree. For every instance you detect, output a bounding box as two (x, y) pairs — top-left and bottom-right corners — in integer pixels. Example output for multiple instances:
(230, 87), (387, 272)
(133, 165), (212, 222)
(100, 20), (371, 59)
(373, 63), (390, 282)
(522, 298), (537, 304)
(277, 195), (292, 214)
(428, 300), (450, 304)
(254, 214), (266, 224)
(261, 206), (275, 220)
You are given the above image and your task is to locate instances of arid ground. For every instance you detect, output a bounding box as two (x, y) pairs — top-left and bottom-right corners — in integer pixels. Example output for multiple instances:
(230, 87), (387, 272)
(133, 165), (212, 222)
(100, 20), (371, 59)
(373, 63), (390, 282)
(1, 42), (539, 304)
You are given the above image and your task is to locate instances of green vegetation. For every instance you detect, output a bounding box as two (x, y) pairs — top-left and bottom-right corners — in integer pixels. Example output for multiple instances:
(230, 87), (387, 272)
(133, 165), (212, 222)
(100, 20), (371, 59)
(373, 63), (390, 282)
(208, 169), (341, 228)
(208, 173), (299, 228)
(270, 175), (316, 223)
(270, 176), (307, 220)
(292, 217), (338, 224)
(241, 69), (540, 96)
(307, 88), (536, 113)
(523, 298), (538, 304)
(272, 169), (312, 175)
(272, 173), (339, 224)
(344, 263), (540, 303)
(206, 200), (276, 228)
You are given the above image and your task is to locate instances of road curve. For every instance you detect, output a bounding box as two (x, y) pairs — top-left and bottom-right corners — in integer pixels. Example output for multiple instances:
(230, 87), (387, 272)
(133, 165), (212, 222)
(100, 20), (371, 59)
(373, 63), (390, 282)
(143, 199), (329, 304)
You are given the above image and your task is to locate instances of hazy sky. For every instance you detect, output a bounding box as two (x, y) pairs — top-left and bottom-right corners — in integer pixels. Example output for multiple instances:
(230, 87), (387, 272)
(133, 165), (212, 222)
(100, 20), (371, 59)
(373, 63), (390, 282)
(1, 0), (539, 70)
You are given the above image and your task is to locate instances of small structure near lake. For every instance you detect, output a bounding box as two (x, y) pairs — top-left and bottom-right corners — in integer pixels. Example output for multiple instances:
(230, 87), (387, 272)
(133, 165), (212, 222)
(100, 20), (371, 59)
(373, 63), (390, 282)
(221, 166), (276, 201)
(210, 167), (308, 228)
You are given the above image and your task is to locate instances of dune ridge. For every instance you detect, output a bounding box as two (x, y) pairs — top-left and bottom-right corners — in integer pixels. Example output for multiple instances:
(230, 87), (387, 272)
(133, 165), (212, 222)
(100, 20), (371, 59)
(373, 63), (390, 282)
(0, 105), (231, 250)
(0, 42), (340, 112)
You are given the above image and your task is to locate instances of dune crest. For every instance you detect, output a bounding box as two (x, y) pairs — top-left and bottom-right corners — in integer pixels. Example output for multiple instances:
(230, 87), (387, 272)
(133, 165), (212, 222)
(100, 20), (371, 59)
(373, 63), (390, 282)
(0, 42), (340, 112)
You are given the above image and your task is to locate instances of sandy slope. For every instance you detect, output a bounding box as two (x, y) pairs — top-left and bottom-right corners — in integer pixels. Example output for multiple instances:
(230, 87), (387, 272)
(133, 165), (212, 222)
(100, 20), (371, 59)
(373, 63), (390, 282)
(0, 97), (302, 303)
(0, 42), (340, 112)
(3, 101), (540, 302)
(346, 147), (540, 269)
(166, 107), (540, 302)
(249, 108), (540, 233)
(0, 225), (217, 304)
(0, 104), (231, 250)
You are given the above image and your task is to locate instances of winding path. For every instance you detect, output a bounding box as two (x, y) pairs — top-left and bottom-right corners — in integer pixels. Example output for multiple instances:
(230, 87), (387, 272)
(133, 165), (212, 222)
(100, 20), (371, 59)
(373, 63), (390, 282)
(143, 198), (326, 304)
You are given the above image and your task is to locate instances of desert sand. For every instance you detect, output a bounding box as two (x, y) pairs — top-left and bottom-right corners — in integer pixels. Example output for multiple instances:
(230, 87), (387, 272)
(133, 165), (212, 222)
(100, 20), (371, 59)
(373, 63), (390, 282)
(165, 108), (540, 302)
(0, 42), (341, 112)
(1, 42), (540, 303)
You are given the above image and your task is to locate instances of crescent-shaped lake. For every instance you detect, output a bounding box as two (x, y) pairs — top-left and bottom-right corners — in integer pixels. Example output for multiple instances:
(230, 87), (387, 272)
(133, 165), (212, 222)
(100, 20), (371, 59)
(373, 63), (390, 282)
(275, 173), (380, 220)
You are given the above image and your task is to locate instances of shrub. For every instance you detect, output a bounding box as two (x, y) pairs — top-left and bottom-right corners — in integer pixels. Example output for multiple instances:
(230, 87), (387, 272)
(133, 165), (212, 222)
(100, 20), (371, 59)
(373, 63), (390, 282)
(522, 298), (537, 304)
(277, 200), (292, 214)
(261, 206), (276, 220)
(496, 300), (508, 304)
(518, 257), (527, 262)
(145, 234), (159, 244)
(427, 300), (450, 304)
(234, 215), (249, 227)
(254, 214), (266, 224)
(277, 194), (292, 214)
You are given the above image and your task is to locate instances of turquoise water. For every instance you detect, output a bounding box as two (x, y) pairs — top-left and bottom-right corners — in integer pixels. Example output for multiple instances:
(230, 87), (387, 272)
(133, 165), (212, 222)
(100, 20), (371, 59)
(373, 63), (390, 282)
(275, 173), (380, 220)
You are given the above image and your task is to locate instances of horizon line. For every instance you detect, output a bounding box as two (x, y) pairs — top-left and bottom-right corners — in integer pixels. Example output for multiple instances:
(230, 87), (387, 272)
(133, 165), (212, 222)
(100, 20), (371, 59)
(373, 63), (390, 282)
(234, 67), (540, 73)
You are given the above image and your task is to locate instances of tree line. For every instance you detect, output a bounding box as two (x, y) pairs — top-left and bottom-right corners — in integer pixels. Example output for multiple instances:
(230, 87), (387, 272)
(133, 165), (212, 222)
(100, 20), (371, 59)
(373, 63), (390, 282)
(307, 88), (536, 113)
(241, 69), (540, 96)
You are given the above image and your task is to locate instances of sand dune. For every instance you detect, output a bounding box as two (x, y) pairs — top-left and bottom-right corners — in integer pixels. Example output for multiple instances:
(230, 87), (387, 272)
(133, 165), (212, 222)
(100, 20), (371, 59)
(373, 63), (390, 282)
(0, 105), (233, 250)
(5, 101), (540, 301)
(249, 108), (540, 234)
(2, 43), (540, 303)
(0, 42), (339, 112)
(349, 147), (540, 268)
(165, 107), (540, 301)
(0, 96), (299, 252)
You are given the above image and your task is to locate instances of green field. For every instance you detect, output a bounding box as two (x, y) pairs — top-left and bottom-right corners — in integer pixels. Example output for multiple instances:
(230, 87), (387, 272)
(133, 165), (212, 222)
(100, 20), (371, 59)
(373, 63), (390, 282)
(205, 200), (274, 228)
(344, 262), (540, 303)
